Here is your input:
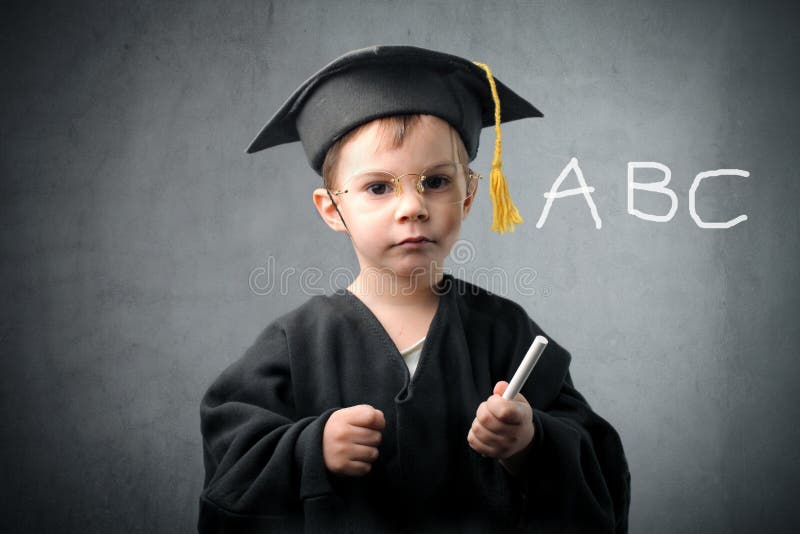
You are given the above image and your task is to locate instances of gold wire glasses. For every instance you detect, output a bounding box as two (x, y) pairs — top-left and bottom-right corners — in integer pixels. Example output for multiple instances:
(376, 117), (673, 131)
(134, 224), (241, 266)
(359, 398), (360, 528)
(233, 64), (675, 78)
(329, 162), (481, 210)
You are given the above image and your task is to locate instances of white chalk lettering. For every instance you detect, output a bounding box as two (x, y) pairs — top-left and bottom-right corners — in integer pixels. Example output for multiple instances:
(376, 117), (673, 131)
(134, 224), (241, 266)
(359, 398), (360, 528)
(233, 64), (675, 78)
(627, 162), (679, 222)
(536, 157), (602, 229)
(689, 169), (750, 229)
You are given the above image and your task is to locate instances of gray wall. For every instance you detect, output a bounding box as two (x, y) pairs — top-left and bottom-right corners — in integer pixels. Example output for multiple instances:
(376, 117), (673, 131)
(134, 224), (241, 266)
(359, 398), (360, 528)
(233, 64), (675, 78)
(2, 0), (798, 532)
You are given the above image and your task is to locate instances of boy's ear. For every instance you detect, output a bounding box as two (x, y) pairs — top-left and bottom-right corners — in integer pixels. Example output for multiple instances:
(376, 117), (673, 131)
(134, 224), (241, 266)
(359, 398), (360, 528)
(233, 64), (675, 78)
(461, 178), (478, 219)
(313, 188), (348, 233)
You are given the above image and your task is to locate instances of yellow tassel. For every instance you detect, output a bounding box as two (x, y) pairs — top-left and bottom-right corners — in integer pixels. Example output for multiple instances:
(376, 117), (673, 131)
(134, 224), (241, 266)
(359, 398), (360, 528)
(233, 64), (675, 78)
(473, 61), (523, 234)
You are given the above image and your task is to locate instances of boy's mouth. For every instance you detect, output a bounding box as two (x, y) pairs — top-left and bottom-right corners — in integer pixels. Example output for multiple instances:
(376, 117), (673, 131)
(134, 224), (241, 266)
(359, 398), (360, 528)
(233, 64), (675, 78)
(397, 236), (433, 245)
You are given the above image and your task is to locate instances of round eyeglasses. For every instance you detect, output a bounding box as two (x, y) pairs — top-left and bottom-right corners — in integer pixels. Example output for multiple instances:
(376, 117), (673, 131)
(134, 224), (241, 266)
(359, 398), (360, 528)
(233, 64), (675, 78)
(329, 162), (481, 210)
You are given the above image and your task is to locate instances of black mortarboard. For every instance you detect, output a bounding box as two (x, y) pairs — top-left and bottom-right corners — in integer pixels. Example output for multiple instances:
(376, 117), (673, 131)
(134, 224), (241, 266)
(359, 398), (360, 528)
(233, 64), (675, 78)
(246, 45), (543, 233)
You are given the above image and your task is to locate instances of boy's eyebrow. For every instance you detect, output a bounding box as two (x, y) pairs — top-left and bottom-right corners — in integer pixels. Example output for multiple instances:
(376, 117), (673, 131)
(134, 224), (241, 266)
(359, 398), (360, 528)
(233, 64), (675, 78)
(347, 160), (465, 177)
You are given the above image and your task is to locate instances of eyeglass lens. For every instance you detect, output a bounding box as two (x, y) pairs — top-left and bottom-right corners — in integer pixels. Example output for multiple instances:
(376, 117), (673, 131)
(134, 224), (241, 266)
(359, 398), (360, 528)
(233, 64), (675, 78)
(339, 162), (473, 207)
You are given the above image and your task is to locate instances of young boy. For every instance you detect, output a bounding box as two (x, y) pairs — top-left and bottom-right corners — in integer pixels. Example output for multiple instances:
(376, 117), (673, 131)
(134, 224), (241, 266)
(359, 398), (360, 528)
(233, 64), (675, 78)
(199, 46), (630, 533)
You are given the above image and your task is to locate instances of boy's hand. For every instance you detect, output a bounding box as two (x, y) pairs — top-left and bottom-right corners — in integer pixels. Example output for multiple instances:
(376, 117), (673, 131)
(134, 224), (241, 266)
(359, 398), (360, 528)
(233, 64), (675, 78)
(467, 381), (535, 474)
(323, 405), (385, 477)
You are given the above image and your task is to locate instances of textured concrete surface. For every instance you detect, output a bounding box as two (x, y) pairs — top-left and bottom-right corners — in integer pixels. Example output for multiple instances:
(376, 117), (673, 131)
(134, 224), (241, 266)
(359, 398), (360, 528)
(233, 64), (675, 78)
(1, 0), (799, 532)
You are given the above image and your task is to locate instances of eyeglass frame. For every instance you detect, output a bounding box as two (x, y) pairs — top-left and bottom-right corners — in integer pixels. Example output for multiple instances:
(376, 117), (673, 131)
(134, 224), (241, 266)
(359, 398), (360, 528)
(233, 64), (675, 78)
(327, 161), (483, 204)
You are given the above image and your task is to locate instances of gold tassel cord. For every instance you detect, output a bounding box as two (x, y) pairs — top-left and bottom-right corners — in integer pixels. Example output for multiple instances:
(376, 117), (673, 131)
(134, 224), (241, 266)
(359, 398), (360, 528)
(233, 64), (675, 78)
(473, 61), (524, 234)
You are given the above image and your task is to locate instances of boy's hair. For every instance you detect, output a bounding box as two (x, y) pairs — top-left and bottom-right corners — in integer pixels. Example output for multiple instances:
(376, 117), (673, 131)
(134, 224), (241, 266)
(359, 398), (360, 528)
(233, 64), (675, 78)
(321, 114), (470, 189)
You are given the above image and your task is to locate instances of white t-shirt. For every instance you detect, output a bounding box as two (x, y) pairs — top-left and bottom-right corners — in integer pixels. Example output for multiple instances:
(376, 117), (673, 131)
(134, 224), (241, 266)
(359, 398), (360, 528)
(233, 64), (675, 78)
(399, 337), (425, 377)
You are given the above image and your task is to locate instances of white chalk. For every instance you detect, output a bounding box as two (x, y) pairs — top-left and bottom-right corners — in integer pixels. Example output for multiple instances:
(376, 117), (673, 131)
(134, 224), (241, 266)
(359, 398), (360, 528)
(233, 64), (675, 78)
(503, 335), (548, 400)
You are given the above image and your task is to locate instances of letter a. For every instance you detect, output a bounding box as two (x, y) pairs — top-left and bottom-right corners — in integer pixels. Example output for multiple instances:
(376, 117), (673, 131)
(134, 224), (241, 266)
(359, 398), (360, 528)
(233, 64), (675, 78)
(536, 157), (602, 229)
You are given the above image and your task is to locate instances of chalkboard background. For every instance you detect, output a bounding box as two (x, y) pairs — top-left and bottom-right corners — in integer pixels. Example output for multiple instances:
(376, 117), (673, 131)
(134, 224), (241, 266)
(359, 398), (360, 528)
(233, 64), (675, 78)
(2, 1), (798, 532)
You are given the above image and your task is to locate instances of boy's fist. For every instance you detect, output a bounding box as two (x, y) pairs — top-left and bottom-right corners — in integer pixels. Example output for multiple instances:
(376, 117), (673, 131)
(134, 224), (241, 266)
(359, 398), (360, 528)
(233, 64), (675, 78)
(323, 404), (385, 477)
(467, 381), (535, 473)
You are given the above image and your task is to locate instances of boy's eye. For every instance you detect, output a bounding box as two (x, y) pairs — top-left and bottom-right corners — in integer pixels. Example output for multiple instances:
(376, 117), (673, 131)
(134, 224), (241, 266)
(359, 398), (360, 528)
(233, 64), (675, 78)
(365, 182), (393, 196)
(348, 172), (395, 198)
(423, 174), (451, 191)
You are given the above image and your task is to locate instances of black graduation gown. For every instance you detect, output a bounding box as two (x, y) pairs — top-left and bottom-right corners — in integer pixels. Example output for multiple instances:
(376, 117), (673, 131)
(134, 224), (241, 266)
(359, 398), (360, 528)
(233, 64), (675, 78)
(198, 275), (630, 533)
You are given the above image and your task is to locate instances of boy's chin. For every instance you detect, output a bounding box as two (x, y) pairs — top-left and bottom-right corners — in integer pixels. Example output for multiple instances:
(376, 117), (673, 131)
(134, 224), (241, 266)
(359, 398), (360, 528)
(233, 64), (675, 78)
(356, 261), (446, 281)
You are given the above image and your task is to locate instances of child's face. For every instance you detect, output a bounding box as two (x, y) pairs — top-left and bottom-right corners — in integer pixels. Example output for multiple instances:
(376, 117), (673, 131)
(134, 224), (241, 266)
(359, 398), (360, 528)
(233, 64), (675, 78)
(316, 115), (476, 280)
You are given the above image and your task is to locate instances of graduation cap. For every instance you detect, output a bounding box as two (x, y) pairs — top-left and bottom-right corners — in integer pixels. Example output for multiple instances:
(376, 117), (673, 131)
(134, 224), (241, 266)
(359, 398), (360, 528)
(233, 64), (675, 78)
(246, 45), (542, 233)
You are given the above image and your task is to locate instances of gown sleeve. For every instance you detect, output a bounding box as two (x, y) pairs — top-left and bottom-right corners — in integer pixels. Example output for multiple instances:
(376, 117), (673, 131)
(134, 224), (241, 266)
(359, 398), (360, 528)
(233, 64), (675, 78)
(521, 371), (631, 534)
(198, 321), (337, 532)
(461, 283), (630, 533)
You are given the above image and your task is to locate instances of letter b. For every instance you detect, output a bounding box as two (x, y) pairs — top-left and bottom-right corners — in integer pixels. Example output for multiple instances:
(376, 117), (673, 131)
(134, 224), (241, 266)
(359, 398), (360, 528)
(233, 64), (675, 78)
(627, 162), (679, 222)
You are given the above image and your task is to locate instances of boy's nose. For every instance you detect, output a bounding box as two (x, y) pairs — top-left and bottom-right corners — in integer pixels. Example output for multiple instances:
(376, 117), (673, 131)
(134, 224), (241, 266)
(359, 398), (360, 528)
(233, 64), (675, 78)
(393, 185), (429, 222)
